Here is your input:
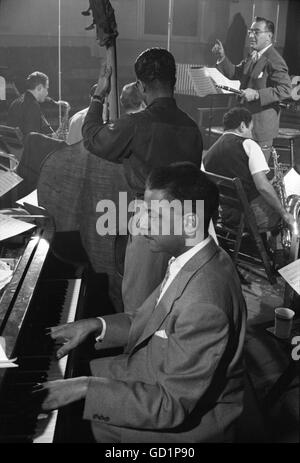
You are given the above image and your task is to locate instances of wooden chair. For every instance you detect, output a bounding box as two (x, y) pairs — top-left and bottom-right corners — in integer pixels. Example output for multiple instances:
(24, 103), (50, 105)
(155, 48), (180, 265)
(205, 171), (276, 284)
(0, 124), (23, 162)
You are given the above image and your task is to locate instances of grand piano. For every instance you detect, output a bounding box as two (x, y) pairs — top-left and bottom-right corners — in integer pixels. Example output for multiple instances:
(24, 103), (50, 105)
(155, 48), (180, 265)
(0, 220), (89, 442)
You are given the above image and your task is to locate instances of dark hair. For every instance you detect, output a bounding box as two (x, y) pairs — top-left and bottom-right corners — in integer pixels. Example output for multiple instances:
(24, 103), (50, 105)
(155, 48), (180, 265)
(255, 16), (274, 35)
(134, 47), (176, 91)
(26, 72), (48, 90)
(120, 82), (144, 112)
(146, 162), (219, 232)
(223, 107), (252, 130)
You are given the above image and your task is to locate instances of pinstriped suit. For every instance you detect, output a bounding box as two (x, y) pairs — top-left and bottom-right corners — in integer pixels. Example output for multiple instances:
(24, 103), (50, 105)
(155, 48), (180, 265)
(218, 45), (291, 143)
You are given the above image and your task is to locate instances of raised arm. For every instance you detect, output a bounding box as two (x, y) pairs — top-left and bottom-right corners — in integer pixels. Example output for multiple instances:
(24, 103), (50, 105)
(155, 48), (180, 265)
(82, 66), (135, 162)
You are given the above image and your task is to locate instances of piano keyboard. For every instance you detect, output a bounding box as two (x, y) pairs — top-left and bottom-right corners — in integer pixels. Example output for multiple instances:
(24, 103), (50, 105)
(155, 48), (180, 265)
(0, 278), (82, 443)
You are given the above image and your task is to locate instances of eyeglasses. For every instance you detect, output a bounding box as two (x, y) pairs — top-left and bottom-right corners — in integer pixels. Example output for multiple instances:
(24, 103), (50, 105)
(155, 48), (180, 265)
(247, 29), (269, 36)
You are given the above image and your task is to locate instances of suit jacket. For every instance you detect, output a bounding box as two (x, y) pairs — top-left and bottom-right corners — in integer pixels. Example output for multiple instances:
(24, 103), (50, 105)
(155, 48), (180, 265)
(7, 91), (50, 138)
(218, 45), (292, 142)
(83, 239), (247, 443)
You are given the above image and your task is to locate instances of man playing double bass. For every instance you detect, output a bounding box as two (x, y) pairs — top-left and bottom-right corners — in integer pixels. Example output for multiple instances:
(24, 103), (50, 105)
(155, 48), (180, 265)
(82, 47), (204, 313)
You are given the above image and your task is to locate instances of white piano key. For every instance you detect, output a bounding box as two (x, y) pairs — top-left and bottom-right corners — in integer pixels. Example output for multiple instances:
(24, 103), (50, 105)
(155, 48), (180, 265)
(32, 278), (82, 443)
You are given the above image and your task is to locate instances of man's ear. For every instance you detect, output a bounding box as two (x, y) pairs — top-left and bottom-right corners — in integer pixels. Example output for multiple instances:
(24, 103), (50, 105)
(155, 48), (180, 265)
(239, 121), (245, 132)
(183, 212), (198, 236)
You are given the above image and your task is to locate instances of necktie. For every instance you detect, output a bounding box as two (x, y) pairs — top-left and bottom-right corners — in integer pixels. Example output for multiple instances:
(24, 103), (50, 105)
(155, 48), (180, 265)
(156, 257), (175, 304)
(250, 50), (259, 63)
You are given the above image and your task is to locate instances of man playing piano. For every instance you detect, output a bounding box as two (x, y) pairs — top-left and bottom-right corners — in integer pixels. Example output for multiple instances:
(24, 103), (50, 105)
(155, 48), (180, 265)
(38, 163), (246, 443)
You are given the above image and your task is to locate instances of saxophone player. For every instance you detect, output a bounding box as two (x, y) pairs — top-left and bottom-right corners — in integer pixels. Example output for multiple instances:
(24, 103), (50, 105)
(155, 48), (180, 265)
(7, 71), (52, 139)
(203, 107), (296, 246)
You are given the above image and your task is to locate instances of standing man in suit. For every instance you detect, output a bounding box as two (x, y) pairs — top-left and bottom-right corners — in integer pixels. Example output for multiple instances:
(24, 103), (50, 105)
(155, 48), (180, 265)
(39, 162), (246, 443)
(212, 16), (292, 162)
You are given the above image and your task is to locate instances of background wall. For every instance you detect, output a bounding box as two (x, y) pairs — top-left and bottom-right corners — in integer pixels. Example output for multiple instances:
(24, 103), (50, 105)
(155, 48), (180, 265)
(0, 0), (294, 122)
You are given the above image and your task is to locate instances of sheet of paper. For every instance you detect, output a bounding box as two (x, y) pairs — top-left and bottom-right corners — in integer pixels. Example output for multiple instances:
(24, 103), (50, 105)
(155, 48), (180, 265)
(0, 337), (18, 368)
(205, 67), (240, 93)
(0, 213), (36, 241)
(0, 170), (22, 197)
(16, 189), (39, 207)
(188, 66), (217, 97)
(283, 168), (300, 197)
(175, 63), (198, 96)
(16, 189), (46, 215)
(278, 258), (300, 295)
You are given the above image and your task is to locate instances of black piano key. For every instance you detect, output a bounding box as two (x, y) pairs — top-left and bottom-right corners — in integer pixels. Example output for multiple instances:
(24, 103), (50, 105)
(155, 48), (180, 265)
(0, 275), (84, 442)
(16, 356), (52, 371)
(0, 435), (33, 443)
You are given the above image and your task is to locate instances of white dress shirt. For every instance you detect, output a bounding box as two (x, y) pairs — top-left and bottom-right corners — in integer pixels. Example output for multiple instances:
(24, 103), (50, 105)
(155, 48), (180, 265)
(96, 236), (213, 342)
(156, 236), (212, 305)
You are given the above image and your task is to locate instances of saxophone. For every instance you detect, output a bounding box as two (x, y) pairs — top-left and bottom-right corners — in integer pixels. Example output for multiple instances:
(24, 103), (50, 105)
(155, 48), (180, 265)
(271, 146), (300, 251)
(55, 100), (71, 142)
(45, 97), (71, 141)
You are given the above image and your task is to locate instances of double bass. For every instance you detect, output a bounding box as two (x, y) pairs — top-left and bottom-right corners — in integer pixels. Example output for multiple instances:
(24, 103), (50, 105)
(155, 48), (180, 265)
(37, 1), (130, 310)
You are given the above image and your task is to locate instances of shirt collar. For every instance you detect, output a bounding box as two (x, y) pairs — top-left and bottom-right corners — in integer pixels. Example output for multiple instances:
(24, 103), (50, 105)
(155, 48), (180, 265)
(256, 43), (272, 58)
(169, 236), (212, 273)
(147, 97), (176, 109)
(222, 131), (245, 138)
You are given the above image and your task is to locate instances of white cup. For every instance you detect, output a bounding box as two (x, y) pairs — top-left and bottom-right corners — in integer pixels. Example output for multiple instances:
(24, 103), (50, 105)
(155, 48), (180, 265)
(274, 307), (295, 339)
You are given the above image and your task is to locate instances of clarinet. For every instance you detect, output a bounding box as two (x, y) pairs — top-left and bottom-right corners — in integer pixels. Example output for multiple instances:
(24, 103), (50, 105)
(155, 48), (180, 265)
(215, 84), (243, 95)
(215, 84), (295, 110)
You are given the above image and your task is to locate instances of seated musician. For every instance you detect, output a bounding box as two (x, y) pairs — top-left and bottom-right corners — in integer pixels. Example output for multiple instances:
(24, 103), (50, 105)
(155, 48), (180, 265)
(119, 81), (146, 114)
(7, 72), (52, 139)
(67, 81), (145, 145)
(39, 163), (247, 443)
(203, 107), (295, 240)
(67, 84), (98, 145)
(82, 47), (203, 314)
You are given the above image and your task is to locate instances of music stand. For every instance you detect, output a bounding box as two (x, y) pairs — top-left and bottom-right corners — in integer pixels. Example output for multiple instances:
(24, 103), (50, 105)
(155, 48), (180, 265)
(189, 66), (222, 145)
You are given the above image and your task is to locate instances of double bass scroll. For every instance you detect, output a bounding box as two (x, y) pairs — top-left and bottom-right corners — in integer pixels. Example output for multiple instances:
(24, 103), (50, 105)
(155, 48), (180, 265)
(88, 0), (119, 121)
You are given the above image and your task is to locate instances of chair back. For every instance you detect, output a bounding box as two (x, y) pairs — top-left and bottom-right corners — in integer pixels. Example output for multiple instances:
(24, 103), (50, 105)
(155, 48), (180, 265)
(205, 171), (252, 217)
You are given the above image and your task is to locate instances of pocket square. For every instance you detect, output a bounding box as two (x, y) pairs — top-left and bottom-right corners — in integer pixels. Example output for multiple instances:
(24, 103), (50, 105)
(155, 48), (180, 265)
(258, 71), (263, 78)
(154, 329), (168, 339)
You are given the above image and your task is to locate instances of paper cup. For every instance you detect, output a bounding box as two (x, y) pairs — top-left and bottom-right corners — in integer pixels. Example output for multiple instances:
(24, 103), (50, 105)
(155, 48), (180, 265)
(274, 307), (295, 339)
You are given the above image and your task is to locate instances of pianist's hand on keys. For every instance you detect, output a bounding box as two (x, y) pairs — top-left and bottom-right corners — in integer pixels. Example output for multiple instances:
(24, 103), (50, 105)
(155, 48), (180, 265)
(47, 318), (103, 359)
(35, 377), (90, 412)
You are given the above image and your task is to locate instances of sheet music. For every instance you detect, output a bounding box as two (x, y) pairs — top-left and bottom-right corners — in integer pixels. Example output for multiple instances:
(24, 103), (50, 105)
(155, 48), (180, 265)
(188, 66), (217, 97)
(0, 213), (36, 241)
(283, 168), (300, 197)
(205, 67), (240, 93)
(0, 170), (22, 197)
(175, 63), (198, 96)
(16, 189), (39, 207)
(278, 259), (300, 295)
(16, 189), (47, 215)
